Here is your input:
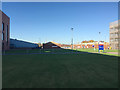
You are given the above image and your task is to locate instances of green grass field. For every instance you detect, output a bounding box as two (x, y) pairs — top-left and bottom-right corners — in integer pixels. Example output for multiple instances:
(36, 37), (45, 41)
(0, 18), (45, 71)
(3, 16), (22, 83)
(75, 48), (118, 53)
(74, 48), (119, 56)
(4, 49), (74, 54)
(3, 48), (119, 56)
(2, 50), (118, 88)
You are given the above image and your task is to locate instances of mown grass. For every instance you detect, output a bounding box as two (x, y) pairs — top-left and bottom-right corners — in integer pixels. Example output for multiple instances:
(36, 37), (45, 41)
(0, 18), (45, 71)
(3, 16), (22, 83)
(3, 48), (118, 53)
(2, 52), (118, 88)
(3, 48), (119, 56)
(4, 49), (74, 54)
(75, 48), (118, 52)
(74, 48), (119, 56)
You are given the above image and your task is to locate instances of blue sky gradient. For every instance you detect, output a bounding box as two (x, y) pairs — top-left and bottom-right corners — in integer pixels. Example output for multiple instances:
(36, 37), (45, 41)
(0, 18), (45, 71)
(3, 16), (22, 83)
(2, 2), (118, 44)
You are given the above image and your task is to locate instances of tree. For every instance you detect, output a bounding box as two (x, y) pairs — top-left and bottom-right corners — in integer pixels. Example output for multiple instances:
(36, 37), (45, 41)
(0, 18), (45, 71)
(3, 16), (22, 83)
(37, 43), (41, 47)
(88, 40), (94, 42)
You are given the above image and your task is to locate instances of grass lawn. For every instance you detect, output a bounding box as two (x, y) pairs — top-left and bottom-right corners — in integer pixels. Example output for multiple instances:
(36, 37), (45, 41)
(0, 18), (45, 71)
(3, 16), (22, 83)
(4, 49), (74, 54)
(3, 48), (119, 57)
(74, 48), (119, 56)
(2, 52), (118, 88)
(75, 48), (118, 53)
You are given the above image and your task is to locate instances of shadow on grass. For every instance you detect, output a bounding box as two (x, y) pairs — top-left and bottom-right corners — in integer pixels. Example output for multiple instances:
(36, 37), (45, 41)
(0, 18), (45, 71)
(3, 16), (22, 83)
(2, 48), (119, 57)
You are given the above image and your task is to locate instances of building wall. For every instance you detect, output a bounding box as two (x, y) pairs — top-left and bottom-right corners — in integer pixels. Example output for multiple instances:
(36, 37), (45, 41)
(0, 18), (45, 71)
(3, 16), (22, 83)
(10, 39), (39, 49)
(1, 11), (10, 50)
(0, 10), (2, 51)
(60, 44), (71, 49)
(43, 42), (110, 49)
(109, 20), (120, 50)
(73, 42), (109, 49)
(43, 42), (61, 49)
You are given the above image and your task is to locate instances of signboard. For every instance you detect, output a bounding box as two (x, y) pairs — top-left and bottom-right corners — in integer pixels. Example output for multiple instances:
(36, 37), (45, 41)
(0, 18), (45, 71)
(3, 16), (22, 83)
(99, 44), (104, 50)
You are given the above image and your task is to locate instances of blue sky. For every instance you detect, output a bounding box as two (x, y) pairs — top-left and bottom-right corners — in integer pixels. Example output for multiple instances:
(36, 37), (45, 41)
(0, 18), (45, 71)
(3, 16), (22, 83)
(2, 2), (118, 44)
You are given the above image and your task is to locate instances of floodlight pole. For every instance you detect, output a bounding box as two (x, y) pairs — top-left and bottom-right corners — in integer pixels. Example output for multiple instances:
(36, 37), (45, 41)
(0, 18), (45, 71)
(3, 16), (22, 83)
(98, 32), (101, 53)
(71, 28), (73, 49)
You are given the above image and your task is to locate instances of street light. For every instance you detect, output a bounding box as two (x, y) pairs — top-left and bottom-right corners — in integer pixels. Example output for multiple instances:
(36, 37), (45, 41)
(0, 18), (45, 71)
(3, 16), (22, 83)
(71, 28), (73, 49)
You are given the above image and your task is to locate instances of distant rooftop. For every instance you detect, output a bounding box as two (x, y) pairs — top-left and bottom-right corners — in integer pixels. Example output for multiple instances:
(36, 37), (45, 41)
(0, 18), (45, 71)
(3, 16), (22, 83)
(0, 10), (10, 19)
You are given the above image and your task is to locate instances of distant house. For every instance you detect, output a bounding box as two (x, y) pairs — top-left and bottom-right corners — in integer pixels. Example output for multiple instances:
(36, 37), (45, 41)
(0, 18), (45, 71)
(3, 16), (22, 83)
(60, 44), (71, 49)
(43, 42), (61, 49)
(10, 39), (39, 49)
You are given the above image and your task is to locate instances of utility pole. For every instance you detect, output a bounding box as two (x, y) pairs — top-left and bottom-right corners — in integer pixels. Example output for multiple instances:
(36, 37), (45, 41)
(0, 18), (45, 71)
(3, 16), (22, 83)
(71, 28), (73, 49)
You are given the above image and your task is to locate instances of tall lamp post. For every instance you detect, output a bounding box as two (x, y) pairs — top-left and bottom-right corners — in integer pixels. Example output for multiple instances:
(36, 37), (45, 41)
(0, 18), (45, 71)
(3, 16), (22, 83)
(98, 32), (101, 53)
(71, 28), (73, 49)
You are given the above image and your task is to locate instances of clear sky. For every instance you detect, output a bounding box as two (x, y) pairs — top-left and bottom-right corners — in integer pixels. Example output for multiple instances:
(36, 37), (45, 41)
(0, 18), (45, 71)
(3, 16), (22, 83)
(2, 2), (118, 44)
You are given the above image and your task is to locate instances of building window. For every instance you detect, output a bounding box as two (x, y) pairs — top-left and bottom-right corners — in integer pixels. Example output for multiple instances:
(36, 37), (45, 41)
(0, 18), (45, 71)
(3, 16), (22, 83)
(6, 25), (8, 42)
(52, 46), (58, 47)
(2, 33), (4, 40)
(2, 33), (3, 40)
(2, 22), (4, 31)
(2, 43), (4, 50)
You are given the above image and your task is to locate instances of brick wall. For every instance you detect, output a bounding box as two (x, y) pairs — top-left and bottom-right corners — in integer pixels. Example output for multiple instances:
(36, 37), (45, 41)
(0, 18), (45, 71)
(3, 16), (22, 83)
(1, 11), (10, 50)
